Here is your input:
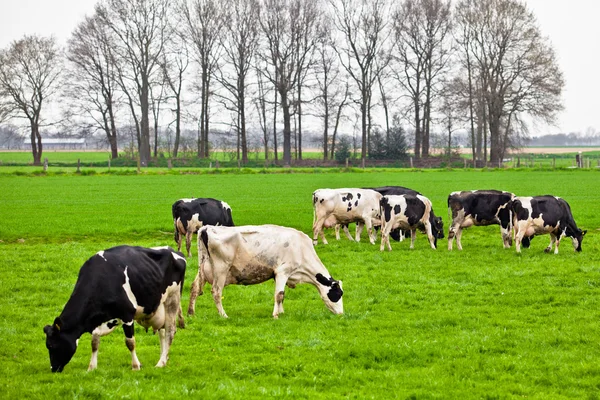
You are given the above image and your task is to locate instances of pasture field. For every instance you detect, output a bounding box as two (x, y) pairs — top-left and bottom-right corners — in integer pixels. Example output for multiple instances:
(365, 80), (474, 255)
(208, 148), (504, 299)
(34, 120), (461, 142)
(0, 169), (599, 399)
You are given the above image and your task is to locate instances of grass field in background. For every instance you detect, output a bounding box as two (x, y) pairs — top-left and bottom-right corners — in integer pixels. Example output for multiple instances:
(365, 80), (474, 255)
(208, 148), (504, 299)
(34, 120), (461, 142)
(1, 170), (599, 398)
(2, 149), (600, 169)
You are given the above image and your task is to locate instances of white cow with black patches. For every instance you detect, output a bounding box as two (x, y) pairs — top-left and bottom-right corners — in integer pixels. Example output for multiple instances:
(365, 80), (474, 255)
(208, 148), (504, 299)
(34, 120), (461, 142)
(512, 195), (587, 254)
(43, 246), (186, 372)
(312, 188), (382, 245)
(188, 225), (344, 318)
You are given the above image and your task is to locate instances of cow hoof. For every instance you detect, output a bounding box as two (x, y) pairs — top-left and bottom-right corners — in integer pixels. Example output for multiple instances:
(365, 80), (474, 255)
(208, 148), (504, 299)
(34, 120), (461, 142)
(544, 247), (552, 253)
(132, 363), (141, 371)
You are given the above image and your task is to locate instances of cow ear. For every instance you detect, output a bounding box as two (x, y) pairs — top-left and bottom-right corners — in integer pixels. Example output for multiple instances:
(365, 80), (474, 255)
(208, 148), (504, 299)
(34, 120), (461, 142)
(53, 317), (62, 332)
(43, 325), (53, 336)
(582, 230), (587, 236)
(315, 273), (332, 287)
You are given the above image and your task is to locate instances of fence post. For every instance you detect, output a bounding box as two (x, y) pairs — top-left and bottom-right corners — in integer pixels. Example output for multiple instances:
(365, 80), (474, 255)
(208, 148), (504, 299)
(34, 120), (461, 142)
(77, 158), (81, 173)
(108, 156), (111, 171)
(43, 158), (48, 172)
(552, 157), (555, 169)
(345, 158), (348, 168)
(410, 157), (413, 168)
(215, 160), (219, 169)
(464, 158), (467, 169)
(136, 156), (140, 173)
(237, 159), (241, 169)
(168, 159), (172, 170)
(361, 158), (365, 169)
(517, 157), (520, 167)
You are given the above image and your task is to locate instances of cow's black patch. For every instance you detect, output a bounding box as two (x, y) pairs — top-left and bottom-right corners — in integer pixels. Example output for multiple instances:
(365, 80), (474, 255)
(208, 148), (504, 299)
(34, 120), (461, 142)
(107, 320), (119, 329)
(346, 193), (354, 201)
(354, 200), (358, 207)
(342, 196), (347, 202)
(327, 282), (343, 303)
(393, 204), (401, 214)
(316, 273), (332, 287)
(357, 193), (361, 199)
(320, 199), (324, 203)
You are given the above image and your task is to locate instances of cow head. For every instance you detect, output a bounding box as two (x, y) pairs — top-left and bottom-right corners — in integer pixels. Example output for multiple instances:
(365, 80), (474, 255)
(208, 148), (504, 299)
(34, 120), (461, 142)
(431, 216), (444, 240)
(315, 273), (344, 314)
(43, 317), (77, 373)
(568, 228), (587, 252)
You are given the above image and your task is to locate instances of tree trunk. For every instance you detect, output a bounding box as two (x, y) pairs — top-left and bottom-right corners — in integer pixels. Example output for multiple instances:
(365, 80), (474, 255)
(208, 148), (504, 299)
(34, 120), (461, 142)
(173, 96), (181, 158)
(281, 90), (292, 166)
(273, 73), (278, 162)
(413, 99), (421, 159)
(140, 77), (151, 167)
(30, 120), (42, 166)
(297, 86), (302, 160)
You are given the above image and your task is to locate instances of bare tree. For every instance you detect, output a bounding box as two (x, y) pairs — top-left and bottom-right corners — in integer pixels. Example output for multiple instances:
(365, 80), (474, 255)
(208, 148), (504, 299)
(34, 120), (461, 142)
(96, 0), (168, 166)
(214, 0), (260, 164)
(254, 61), (271, 160)
(314, 21), (350, 160)
(331, 0), (391, 163)
(160, 14), (190, 158)
(66, 14), (120, 159)
(455, 0), (564, 164)
(258, 0), (320, 166)
(392, 0), (452, 159)
(0, 35), (62, 165)
(182, 0), (224, 159)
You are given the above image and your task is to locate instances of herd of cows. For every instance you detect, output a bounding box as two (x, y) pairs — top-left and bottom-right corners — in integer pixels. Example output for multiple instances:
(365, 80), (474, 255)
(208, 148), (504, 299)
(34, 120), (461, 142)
(44, 187), (586, 373)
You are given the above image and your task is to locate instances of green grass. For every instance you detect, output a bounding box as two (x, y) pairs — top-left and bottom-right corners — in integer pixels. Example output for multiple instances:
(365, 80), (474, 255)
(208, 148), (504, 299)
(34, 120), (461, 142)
(1, 170), (599, 398)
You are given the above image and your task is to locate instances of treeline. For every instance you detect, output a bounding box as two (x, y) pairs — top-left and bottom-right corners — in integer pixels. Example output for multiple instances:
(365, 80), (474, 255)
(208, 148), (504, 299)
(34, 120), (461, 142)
(0, 0), (564, 166)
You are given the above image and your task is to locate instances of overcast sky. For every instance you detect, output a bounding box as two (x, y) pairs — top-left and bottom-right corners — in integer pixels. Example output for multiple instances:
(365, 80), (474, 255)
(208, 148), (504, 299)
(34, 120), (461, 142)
(0, 0), (598, 136)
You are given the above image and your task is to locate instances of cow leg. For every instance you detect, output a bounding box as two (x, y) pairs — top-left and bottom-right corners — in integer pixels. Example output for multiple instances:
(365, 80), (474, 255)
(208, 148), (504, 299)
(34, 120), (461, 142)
(188, 251), (208, 316)
(455, 227), (464, 250)
(355, 222), (364, 242)
(177, 304), (185, 328)
(500, 225), (512, 249)
(515, 223), (526, 253)
(211, 275), (229, 318)
(425, 222), (436, 249)
(334, 224), (341, 240)
(123, 323), (141, 370)
(342, 225), (354, 241)
(88, 333), (101, 371)
(545, 234), (556, 253)
(364, 219), (377, 245)
(410, 229), (416, 249)
(175, 229), (182, 253)
(185, 230), (193, 258)
(313, 217), (328, 245)
(380, 221), (392, 251)
(156, 289), (180, 368)
(272, 274), (288, 319)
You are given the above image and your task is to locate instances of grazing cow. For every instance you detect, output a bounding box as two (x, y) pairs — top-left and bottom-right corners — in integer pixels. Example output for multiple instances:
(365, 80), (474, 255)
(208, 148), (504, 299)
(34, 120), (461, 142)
(172, 198), (234, 257)
(447, 190), (517, 250)
(43, 246), (186, 372)
(513, 196), (586, 254)
(188, 225), (343, 318)
(379, 194), (440, 251)
(312, 188), (382, 245)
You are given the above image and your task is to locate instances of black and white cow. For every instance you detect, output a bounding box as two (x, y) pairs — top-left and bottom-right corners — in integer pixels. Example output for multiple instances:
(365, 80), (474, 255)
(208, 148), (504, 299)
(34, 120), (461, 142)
(513, 195), (586, 254)
(312, 188), (382, 245)
(172, 198), (234, 257)
(379, 194), (441, 251)
(43, 246), (186, 372)
(371, 186), (444, 242)
(188, 225), (343, 318)
(447, 190), (518, 250)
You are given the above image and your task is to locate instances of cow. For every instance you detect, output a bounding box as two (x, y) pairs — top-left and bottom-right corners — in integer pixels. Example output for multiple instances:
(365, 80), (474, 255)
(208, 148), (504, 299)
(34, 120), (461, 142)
(379, 194), (440, 251)
(371, 186), (444, 243)
(312, 188), (382, 245)
(43, 245), (186, 373)
(187, 225), (344, 318)
(447, 190), (517, 250)
(512, 196), (586, 254)
(172, 198), (234, 257)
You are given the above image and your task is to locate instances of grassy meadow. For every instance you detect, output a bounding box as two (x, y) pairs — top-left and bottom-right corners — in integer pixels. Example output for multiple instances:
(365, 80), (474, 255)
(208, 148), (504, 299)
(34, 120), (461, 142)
(0, 169), (599, 399)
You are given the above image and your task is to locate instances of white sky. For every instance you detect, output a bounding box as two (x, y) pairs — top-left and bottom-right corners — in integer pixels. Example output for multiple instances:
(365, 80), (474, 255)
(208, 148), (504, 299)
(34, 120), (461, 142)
(0, 0), (598, 136)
